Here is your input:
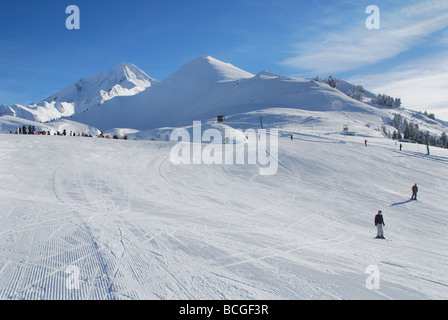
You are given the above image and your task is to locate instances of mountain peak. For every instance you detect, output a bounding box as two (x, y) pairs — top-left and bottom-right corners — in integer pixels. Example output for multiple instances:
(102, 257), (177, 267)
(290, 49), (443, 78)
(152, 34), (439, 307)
(42, 63), (157, 115)
(167, 55), (254, 84)
(104, 62), (157, 84)
(115, 62), (136, 69)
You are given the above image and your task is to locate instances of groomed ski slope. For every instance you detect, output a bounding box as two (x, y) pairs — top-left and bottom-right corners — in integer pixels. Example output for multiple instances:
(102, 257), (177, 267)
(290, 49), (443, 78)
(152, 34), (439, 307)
(0, 128), (447, 300)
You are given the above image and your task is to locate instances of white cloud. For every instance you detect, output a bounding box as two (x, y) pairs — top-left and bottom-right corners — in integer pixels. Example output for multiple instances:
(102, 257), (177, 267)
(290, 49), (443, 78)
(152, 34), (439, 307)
(348, 53), (448, 120)
(400, 0), (448, 17)
(282, 0), (448, 74)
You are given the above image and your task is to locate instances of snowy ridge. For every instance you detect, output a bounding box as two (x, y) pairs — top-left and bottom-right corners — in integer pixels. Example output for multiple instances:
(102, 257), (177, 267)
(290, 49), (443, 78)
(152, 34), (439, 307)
(71, 56), (391, 132)
(0, 63), (157, 123)
(1, 55), (447, 140)
(45, 62), (157, 113)
(70, 56), (448, 138)
(165, 55), (255, 84)
(333, 78), (377, 102)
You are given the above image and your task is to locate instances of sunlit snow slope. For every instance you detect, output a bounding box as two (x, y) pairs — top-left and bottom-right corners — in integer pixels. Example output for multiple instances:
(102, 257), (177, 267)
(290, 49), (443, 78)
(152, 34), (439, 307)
(0, 126), (447, 299)
(71, 55), (388, 131)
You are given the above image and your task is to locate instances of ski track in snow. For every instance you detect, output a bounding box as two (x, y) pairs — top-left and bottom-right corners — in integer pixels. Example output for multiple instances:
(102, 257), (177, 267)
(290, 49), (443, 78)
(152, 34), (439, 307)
(0, 134), (447, 300)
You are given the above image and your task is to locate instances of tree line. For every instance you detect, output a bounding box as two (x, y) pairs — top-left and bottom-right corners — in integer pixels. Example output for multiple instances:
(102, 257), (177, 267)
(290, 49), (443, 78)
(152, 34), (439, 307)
(314, 76), (447, 149)
(315, 76), (401, 107)
(388, 114), (448, 149)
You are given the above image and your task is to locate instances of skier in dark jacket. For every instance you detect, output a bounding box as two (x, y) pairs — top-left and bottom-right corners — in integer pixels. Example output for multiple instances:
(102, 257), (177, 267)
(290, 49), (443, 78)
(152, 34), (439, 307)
(374, 210), (385, 239)
(411, 184), (418, 200)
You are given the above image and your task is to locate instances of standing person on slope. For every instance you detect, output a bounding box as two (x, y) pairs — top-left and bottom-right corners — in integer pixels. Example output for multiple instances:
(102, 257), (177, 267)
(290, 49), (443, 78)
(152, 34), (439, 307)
(374, 210), (386, 239)
(411, 183), (418, 200)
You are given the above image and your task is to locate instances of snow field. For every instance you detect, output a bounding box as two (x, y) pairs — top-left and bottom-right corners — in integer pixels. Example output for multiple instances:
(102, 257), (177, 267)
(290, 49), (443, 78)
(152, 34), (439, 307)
(0, 129), (447, 300)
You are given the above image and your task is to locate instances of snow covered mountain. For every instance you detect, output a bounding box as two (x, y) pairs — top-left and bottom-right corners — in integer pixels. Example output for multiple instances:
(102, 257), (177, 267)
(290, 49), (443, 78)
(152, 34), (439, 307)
(0, 63), (157, 123)
(333, 78), (377, 102)
(72, 55), (256, 130)
(1, 55), (447, 141)
(1, 56), (448, 300)
(71, 55), (395, 132)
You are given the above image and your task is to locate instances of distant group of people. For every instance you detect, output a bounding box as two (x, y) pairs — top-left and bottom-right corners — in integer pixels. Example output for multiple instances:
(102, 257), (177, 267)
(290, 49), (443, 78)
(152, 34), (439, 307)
(62, 129), (93, 137)
(11, 126), (131, 140)
(374, 184), (419, 239)
(16, 125), (37, 135)
(13, 126), (93, 137)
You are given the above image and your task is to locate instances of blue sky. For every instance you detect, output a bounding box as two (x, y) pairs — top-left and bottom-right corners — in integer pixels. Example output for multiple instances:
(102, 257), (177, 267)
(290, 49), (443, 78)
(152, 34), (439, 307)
(1, 0), (447, 119)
